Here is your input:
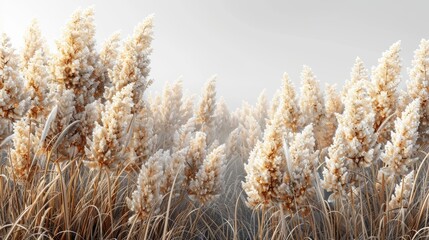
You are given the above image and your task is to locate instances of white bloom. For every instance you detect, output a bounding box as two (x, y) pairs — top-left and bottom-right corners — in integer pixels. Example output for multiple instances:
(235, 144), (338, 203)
(189, 145), (226, 205)
(299, 66), (324, 130)
(370, 41), (401, 141)
(379, 99), (420, 183)
(127, 151), (164, 224)
(280, 73), (302, 133)
(242, 105), (286, 208)
(388, 171), (414, 211)
(342, 57), (369, 101)
(407, 39), (429, 141)
(85, 84), (134, 170)
(0, 33), (29, 121)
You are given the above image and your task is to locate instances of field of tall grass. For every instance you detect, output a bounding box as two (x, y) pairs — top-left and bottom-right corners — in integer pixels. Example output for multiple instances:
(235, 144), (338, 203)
(2, 7), (429, 239)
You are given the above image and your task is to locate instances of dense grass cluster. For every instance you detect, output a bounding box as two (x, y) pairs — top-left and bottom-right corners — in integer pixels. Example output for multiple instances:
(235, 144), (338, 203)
(2, 7), (429, 239)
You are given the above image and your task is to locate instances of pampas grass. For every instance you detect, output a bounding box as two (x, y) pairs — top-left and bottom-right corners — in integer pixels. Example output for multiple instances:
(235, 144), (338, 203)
(4, 6), (429, 240)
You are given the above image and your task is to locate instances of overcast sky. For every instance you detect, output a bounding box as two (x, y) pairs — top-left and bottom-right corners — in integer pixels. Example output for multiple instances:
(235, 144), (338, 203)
(1, 1), (428, 109)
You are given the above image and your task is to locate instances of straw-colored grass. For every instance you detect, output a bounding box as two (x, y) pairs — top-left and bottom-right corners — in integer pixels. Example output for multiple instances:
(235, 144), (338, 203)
(3, 6), (429, 240)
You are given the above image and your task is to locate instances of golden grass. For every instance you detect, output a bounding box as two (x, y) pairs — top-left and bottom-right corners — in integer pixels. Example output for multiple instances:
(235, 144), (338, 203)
(3, 6), (429, 240)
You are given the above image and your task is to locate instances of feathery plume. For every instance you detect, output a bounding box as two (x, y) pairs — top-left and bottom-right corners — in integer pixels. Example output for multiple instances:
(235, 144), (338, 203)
(189, 145), (226, 205)
(9, 117), (36, 183)
(100, 32), (121, 72)
(214, 97), (233, 140)
(42, 84), (75, 155)
(299, 66), (324, 127)
(23, 50), (51, 120)
(184, 131), (207, 188)
(319, 84), (343, 149)
(321, 130), (350, 201)
(99, 31), (122, 91)
(132, 14), (154, 78)
(106, 14), (153, 106)
(388, 171), (414, 211)
(342, 57), (369, 101)
(253, 89), (269, 128)
(21, 19), (48, 71)
(279, 73), (302, 133)
(277, 124), (318, 214)
(0, 33), (29, 123)
(324, 84), (343, 118)
(172, 117), (196, 153)
(225, 126), (244, 160)
(242, 105), (286, 208)
(195, 77), (217, 137)
(268, 89), (281, 120)
(160, 148), (186, 195)
(407, 39), (429, 141)
(179, 94), (195, 126)
(242, 115), (262, 160)
(85, 83), (134, 170)
(52, 7), (102, 111)
(338, 81), (378, 169)
(127, 105), (155, 170)
(323, 81), (378, 200)
(127, 150), (164, 224)
(233, 101), (252, 127)
(370, 42), (401, 141)
(155, 80), (185, 149)
(51, 8), (104, 152)
(379, 99), (420, 183)
(299, 66), (324, 148)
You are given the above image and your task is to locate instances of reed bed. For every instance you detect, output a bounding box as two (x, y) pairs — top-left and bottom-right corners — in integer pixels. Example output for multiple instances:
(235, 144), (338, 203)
(2, 7), (429, 240)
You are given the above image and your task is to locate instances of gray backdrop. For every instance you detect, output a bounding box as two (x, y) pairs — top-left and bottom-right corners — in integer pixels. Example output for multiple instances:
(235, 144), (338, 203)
(1, 0), (428, 108)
